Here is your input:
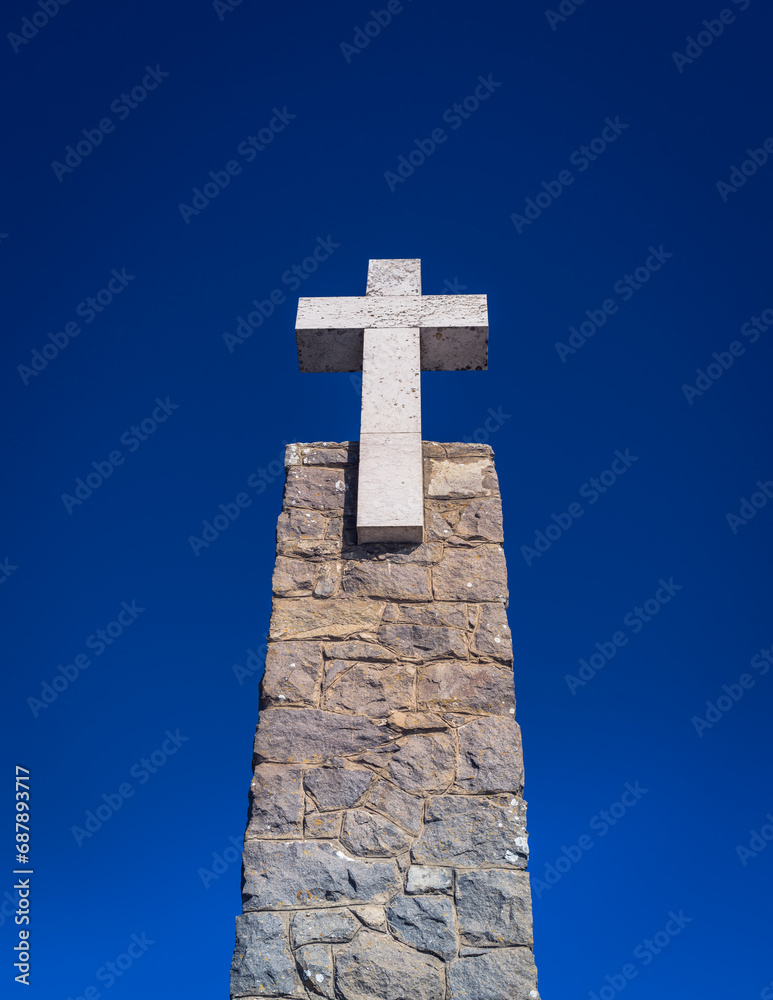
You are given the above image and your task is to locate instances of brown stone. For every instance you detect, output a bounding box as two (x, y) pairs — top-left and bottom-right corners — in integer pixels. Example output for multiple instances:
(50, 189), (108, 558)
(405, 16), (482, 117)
(253, 708), (389, 764)
(387, 711), (448, 733)
(261, 641), (323, 708)
(433, 545), (508, 603)
(342, 560), (431, 601)
(270, 598), (385, 640)
(323, 640), (394, 661)
(387, 732), (456, 794)
(427, 457), (497, 498)
(323, 660), (416, 718)
(471, 603), (513, 663)
(381, 601), (472, 628)
(378, 622), (467, 660)
(284, 465), (355, 512)
(418, 661), (515, 716)
(453, 497), (504, 544)
(272, 556), (316, 597)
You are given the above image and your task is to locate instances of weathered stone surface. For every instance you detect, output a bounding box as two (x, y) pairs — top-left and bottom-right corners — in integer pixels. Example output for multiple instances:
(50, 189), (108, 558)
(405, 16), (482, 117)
(453, 497), (504, 543)
(242, 841), (400, 910)
(449, 947), (540, 1000)
(342, 560), (431, 601)
(341, 808), (413, 856)
(387, 733), (456, 795)
(427, 458), (496, 498)
(304, 765), (373, 811)
(254, 709), (388, 765)
(261, 641), (323, 708)
(231, 912), (301, 997)
(270, 598), (386, 641)
(314, 561), (342, 597)
(455, 870), (533, 947)
(273, 556), (316, 597)
(387, 895), (457, 960)
(369, 779), (424, 835)
(246, 764), (303, 839)
(324, 640), (394, 661)
(291, 908), (358, 947)
(285, 442), (354, 467)
(284, 465), (355, 512)
(335, 931), (446, 1000)
(387, 711), (448, 733)
(324, 661), (415, 718)
(405, 865), (453, 894)
(471, 602), (513, 662)
(378, 623), (467, 660)
(455, 717), (524, 794)
(352, 904), (386, 930)
(305, 811), (342, 839)
(411, 795), (528, 868)
(296, 944), (334, 998)
(418, 661), (515, 716)
(433, 545), (508, 603)
(382, 602), (471, 628)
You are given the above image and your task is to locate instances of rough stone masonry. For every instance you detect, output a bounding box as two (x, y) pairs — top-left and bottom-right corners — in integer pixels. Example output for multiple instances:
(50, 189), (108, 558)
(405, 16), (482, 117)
(229, 439), (541, 999)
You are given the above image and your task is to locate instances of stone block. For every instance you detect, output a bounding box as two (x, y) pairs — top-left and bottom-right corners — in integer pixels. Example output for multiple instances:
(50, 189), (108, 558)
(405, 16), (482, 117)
(246, 764), (304, 839)
(405, 865), (453, 894)
(449, 947), (540, 1000)
(433, 545), (508, 603)
(367, 258), (422, 296)
(285, 442), (354, 467)
(387, 732), (456, 795)
(261, 642), (324, 708)
(427, 457), (497, 499)
(357, 431), (424, 543)
(323, 640), (394, 661)
(304, 765), (373, 811)
(242, 841), (400, 910)
(360, 328), (421, 435)
(418, 660), (515, 716)
(471, 603), (513, 663)
(313, 561), (341, 597)
(454, 497), (504, 543)
(334, 931), (446, 1000)
(323, 660), (416, 718)
(253, 708), (388, 765)
(340, 808), (413, 856)
(305, 811), (342, 839)
(296, 944), (334, 998)
(269, 598), (386, 640)
(455, 716), (524, 795)
(342, 556), (430, 601)
(369, 779), (424, 835)
(291, 908), (358, 947)
(382, 601), (473, 629)
(272, 556), (316, 597)
(455, 870), (534, 947)
(386, 895), (457, 960)
(411, 795), (528, 868)
(230, 912), (302, 997)
(352, 904), (386, 930)
(284, 465), (355, 512)
(377, 622), (467, 660)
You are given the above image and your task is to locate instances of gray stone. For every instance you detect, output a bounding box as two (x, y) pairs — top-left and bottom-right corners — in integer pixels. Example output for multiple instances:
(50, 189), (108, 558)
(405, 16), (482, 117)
(305, 811), (342, 839)
(291, 908), (358, 947)
(454, 497), (504, 543)
(284, 465), (355, 512)
(285, 442), (354, 467)
(455, 717), (524, 794)
(369, 780), (424, 835)
(273, 556), (316, 597)
(411, 795), (528, 868)
(471, 602), (513, 662)
(341, 808), (413, 857)
(304, 766), (373, 811)
(342, 560), (431, 601)
(254, 709), (387, 765)
(386, 895), (457, 960)
(449, 947), (540, 1000)
(242, 840), (400, 910)
(270, 598), (386, 641)
(455, 870), (534, 947)
(261, 641), (323, 708)
(377, 623), (467, 660)
(334, 931), (446, 1000)
(352, 904), (386, 930)
(314, 561), (342, 597)
(323, 660), (416, 718)
(230, 912), (302, 997)
(405, 866), (453, 894)
(382, 602), (472, 628)
(324, 640), (394, 661)
(433, 545), (508, 603)
(246, 764), (304, 839)
(387, 711), (448, 733)
(296, 944), (334, 998)
(387, 733), (456, 795)
(418, 661), (515, 716)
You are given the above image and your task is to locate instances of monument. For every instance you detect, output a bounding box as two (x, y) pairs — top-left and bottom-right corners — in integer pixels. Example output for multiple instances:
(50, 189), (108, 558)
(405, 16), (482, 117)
(229, 259), (541, 999)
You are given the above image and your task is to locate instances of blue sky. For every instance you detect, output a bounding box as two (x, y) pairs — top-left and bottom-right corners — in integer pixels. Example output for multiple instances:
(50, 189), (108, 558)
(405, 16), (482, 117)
(2, 0), (772, 997)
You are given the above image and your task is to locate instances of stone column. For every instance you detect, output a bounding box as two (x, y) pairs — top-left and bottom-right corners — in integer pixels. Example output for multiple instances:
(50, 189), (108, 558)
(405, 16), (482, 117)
(230, 441), (541, 1000)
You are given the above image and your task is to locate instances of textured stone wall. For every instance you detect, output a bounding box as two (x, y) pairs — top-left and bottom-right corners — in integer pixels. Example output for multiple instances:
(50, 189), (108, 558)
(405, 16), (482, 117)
(230, 441), (541, 1000)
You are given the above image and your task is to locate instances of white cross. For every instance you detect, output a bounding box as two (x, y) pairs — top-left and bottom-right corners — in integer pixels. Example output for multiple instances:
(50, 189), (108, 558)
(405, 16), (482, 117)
(295, 258), (488, 543)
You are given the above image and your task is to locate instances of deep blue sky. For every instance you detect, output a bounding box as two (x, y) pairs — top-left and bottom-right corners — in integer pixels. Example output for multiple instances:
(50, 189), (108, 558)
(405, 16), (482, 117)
(2, 0), (772, 997)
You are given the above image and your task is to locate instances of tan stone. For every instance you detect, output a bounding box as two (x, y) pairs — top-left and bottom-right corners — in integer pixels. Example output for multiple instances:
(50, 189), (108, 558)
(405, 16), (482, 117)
(272, 556), (316, 597)
(269, 598), (385, 640)
(261, 641), (323, 708)
(323, 661), (415, 718)
(418, 661), (515, 716)
(433, 545), (508, 603)
(284, 466), (355, 512)
(387, 732), (456, 794)
(471, 602), (513, 663)
(342, 560), (431, 601)
(427, 457), (497, 498)
(382, 601), (472, 628)
(246, 764), (304, 839)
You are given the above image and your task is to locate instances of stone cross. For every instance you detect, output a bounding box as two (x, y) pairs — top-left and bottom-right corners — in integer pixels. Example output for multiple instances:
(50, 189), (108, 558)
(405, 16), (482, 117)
(295, 258), (488, 543)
